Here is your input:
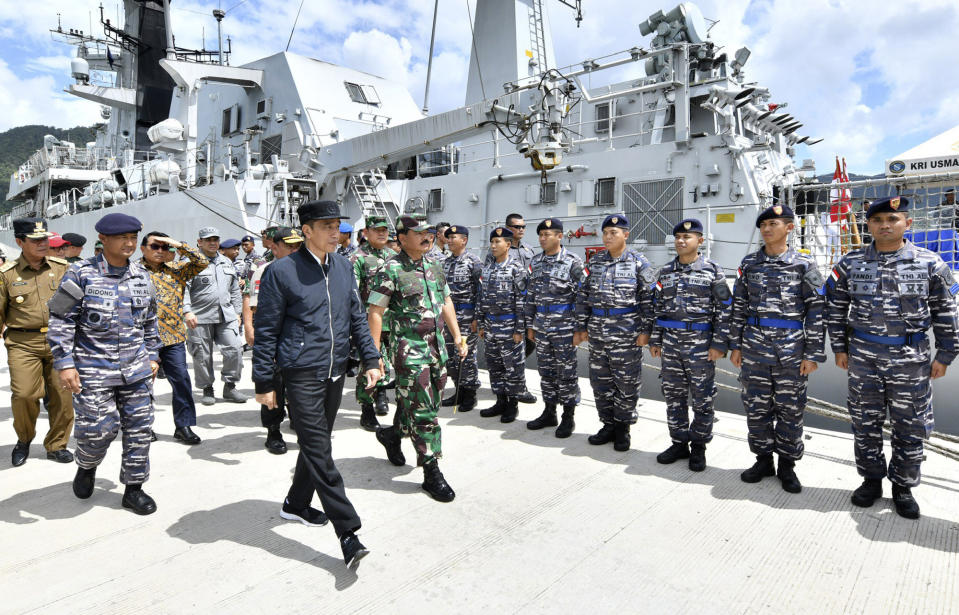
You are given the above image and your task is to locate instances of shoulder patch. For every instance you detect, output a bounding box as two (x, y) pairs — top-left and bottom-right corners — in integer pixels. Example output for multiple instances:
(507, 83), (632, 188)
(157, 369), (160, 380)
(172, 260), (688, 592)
(640, 266), (657, 285)
(0, 261), (16, 273)
(804, 267), (826, 295)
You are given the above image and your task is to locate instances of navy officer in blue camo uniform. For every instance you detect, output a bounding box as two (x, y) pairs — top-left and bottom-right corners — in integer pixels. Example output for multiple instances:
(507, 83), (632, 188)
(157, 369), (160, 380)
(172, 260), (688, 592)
(47, 212), (161, 515)
(477, 226), (528, 424)
(440, 225), (483, 412)
(524, 217), (586, 438)
(826, 196), (959, 519)
(649, 218), (731, 472)
(575, 213), (656, 452)
(728, 204), (826, 493)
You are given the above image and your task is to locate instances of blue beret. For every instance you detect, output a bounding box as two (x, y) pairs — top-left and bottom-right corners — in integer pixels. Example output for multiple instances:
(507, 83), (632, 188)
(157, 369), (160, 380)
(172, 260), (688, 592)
(339, 222), (353, 233)
(95, 213), (142, 235)
(220, 239), (241, 249)
(672, 218), (703, 235)
(241, 235), (256, 243)
(61, 232), (87, 246)
(536, 218), (564, 233)
(445, 225), (469, 238)
(755, 205), (795, 228)
(489, 226), (514, 241)
(866, 196), (910, 219)
(601, 214), (629, 230)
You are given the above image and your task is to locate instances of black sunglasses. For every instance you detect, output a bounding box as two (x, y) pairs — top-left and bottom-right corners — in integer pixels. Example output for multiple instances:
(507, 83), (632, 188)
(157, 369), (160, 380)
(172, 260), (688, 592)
(508, 224), (526, 229)
(148, 243), (174, 251)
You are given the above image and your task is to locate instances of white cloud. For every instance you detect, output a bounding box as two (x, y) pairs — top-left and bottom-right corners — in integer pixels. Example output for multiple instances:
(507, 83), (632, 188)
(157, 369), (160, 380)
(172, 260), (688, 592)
(0, 58), (100, 131)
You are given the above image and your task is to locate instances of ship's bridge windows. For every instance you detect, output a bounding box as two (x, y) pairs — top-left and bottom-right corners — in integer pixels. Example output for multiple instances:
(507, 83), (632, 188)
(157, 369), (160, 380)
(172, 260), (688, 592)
(345, 82), (381, 106)
(222, 103), (241, 136)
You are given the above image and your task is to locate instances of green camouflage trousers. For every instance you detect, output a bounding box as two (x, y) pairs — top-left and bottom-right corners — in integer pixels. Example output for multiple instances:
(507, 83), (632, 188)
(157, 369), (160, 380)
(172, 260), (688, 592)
(395, 364), (447, 465)
(356, 333), (393, 406)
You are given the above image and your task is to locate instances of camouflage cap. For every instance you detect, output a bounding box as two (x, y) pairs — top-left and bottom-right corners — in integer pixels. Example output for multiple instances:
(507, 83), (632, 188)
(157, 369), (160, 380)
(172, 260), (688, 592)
(365, 214), (389, 229)
(395, 214), (423, 233)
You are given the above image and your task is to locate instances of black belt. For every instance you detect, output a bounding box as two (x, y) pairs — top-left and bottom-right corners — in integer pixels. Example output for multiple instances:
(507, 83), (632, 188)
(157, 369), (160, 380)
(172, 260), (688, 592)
(5, 326), (48, 334)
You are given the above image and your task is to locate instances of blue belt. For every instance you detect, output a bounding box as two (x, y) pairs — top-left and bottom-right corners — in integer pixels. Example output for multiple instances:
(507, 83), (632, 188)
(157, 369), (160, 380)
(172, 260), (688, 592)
(852, 329), (927, 346)
(656, 319), (712, 332)
(591, 306), (639, 317)
(746, 316), (803, 330)
(537, 303), (574, 313)
(487, 313), (516, 321)
(454, 303), (475, 310)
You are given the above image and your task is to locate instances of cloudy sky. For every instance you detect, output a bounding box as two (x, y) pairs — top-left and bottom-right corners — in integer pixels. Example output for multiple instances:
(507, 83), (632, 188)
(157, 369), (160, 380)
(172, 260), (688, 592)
(0, 0), (955, 175)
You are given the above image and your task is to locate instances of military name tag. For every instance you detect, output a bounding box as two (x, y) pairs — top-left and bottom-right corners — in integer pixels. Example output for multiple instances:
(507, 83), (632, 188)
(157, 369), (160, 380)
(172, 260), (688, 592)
(660, 273), (676, 288)
(550, 263), (571, 280)
(85, 287), (117, 298)
(688, 272), (713, 287)
(613, 262), (635, 279)
(747, 272), (763, 284)
(11, 281), (27, 287)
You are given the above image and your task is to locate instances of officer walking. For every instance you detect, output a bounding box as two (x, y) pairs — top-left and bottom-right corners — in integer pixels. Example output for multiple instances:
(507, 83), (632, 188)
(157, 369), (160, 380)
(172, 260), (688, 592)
(48, 212), (161, 515)
(477, 226), (529, 424)
(2, 218), (74, 466)
(368, 215), (467, 503)
(524, 218), (586, 438)
(729, 205), (825, 493)
(575, 214), (655, 451)
(649, 219), (731, 471)
(440, 225), (483, 412)
(825, 196), (959, 519)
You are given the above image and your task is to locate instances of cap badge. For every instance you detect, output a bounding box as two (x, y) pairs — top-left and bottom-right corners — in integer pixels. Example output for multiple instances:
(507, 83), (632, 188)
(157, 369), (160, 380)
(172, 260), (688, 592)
(890, 197), (900, 210)
(611, 217), (619, 225)
(683, 221), (691, 230)
(545, 220), (552, 228)
(496, 228), (503, 236)
(773, 206), (783, 215)
(34, 222), (43, 231)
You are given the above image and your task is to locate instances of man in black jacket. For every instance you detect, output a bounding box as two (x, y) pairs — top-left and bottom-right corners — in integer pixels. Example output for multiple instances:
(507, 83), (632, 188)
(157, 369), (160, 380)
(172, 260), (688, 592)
(252, 200), (382, 571)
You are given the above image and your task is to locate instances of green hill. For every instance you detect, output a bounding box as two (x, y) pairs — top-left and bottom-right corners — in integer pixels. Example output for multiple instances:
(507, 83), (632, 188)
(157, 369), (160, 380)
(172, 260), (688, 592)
(0, 124), (98, 214)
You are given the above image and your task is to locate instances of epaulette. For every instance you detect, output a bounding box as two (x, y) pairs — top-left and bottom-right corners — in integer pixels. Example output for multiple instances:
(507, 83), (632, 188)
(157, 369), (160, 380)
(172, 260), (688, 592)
(0, 261), (16, 273)
(48, 256), (68, 265)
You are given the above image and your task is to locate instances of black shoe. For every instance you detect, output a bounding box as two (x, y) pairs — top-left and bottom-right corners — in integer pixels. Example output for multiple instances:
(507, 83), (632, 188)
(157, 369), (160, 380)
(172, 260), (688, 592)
(776, 457), (802, 493)
(222, 383), (248, 404)
(441, 391), (459, 407)
(688, 443), (707, 472)
(588, 424), (616, 445)
(740, 454), (775, 483)
(360, 404), (380, 432)
(280, 498), (329, 526)
(173, 426), (201, 445)
(527, 404), (558, 430)
(657, 442), (690, 464)
(500, 397), (519, 423)
(374, 389), (390, 416)
(46, 448), (74, 463)
(480, 395), (506, 418)
(200, 386), (216, 406)
(340, 531), (370, 571)
(11, 441), (29, 467)
(376, 427), (406, 466)
(851, 478), (883, 508)
(457, 389), (477, 412)
(422, 460), (455, 502)
(122, 485), (157, 515)
(265, 427), (287, 454)
(150, 430), (158, 442)
(516, 390), (537, 404)
(73, 467), (96, 499)
(892, 485), (920, 519)
(555, 406), (575, 438)
(613, 423), (631, 452)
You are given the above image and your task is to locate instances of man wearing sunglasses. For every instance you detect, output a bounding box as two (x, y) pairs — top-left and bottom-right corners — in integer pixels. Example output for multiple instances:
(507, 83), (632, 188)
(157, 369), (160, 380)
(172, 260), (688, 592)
(140, 232), (209, 444)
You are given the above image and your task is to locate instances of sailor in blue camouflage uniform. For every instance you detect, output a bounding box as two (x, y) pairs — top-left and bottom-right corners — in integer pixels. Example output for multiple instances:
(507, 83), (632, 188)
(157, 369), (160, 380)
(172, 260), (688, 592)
(440, 225), (483, 412)
(524, 218), (586, 438)
(729, 204), (825, 493)
(649, 219), (731, 471)
(575, 214), (656, 451)
(47, 212), (161, 515)
(826, 196), (959, 519)
(477, 226), (528, 423)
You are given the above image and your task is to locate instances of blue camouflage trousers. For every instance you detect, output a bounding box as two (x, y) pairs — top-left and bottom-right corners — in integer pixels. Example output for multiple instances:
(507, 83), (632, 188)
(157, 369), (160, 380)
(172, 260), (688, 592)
(589, 337), (641, 425)
(74, 378), (154, 484)
(536, 331), (579, 406)
(659, 332), (716, 444)
(445, 313), (479, 391)
(848, 344), (932, 488)
(485, 324), (526, 397)
(739, 357), (806, 460)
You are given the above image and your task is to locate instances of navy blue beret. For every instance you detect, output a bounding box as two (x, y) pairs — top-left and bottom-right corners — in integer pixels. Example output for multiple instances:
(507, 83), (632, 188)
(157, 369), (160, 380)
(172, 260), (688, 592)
(755, 205), (795, 228)
(866, 196), (910, 219)
(489, 226), (514, 241)
(241, 235), (256, 243)
(536, 218), (564, 233)
(672, 218), (703, 235)
(220, 239), (241, 249)
(601, 214), (629, 230)
(61, 232), (87, 246)
(95, 213), (142, 235)
(445, 225), (469, 238)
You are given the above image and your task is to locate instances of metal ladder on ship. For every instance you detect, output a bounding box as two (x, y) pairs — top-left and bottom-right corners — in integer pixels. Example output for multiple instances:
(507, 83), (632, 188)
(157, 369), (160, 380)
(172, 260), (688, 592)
(528, 0), (548, 72)
(349, 169), (401, 231)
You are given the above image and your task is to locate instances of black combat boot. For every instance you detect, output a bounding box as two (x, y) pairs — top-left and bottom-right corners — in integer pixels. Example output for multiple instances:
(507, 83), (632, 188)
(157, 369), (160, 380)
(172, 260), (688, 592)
(588, 423), (616, 445)
(422, 459), (455, 502)
(555, 405), (575, 438)
(500, 397), (519, 423)
(850, 478), (883, 508)
(656, 442), (690, 464)
(457, 389), (478, 412)
(613, 422), (631, 452)
(480, 394), (506, 418)
(73, 466), (96, 499)
(265, 426), (287, 455)
(688, 443), (707, 472)
(776, 457), (802, 493)
(122, 484), (157, 515)
(891, 484), (920, 519)
(375, 426), (406, 466)
(441, 390), (459, 407)
(374, 389), (390, 416)
(740, 454), (775, 483)
(359, 404), (380, 432)
(527, 404), (558, 430)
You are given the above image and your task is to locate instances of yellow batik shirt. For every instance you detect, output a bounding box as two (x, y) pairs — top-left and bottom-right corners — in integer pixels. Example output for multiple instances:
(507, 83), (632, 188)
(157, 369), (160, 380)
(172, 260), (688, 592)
(141, 245), (209, 347)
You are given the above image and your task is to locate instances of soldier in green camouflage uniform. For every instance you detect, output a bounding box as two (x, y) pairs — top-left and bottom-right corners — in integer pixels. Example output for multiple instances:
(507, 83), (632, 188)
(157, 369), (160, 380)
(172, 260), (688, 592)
(350, 214), (397, 430)
(367, 215), (467, 503)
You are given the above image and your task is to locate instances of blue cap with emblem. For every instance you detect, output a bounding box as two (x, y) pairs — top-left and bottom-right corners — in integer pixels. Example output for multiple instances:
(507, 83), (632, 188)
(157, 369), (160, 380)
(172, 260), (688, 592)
(95, 213), (143, 235)
(601, 214), (629, 230)
(339, 222), (353, 233)
(755, 204), (795, 228)
(672, 218), (703, 235)
(866, 196), (910, 219)
(220, 238), (241, 249)
(489, 226), (514, 241)
(241, 234), (256, 243)
(536, 218), (564, 233)
(445, 225), (469, 238)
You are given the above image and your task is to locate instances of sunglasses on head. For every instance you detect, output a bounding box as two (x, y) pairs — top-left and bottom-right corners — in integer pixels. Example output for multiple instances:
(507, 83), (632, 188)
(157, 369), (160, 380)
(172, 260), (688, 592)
(148, 243), (173, 251)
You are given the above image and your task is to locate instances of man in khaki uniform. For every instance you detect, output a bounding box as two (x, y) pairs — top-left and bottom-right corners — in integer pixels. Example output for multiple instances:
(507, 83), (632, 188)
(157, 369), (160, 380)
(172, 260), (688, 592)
(2, 218), (74, 466)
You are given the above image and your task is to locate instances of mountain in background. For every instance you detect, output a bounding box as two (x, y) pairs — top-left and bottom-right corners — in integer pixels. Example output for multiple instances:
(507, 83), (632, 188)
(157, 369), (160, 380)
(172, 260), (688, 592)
(0, 125), (98, 215)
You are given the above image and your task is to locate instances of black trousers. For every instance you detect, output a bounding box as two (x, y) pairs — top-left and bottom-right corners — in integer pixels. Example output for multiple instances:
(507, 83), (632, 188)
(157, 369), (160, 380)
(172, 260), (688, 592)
(260, 368), (287, 429)
(283, 369), (361, 537)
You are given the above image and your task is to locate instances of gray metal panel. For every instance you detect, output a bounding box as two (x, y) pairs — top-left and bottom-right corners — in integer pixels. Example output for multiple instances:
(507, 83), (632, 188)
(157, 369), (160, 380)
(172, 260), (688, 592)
(622, 179), (684, 244)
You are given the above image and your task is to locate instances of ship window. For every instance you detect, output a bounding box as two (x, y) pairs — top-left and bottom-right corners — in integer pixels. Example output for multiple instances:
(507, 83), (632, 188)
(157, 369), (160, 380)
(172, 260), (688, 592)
(261, 135), (282, 161)
(222, 103), (241, 136)
(256, 99), (266, 115)
(595, 101), (616, 133)
(345, 81), (380, 106)
(595, 177), (616, 206)
(221, 107), (232, 136)
(541, 181), (557, 204)
(428, 188), (444, 212)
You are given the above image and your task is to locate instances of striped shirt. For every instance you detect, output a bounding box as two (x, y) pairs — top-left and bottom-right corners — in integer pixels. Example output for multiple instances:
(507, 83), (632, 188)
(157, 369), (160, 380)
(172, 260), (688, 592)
(140, 245), (209, 347)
